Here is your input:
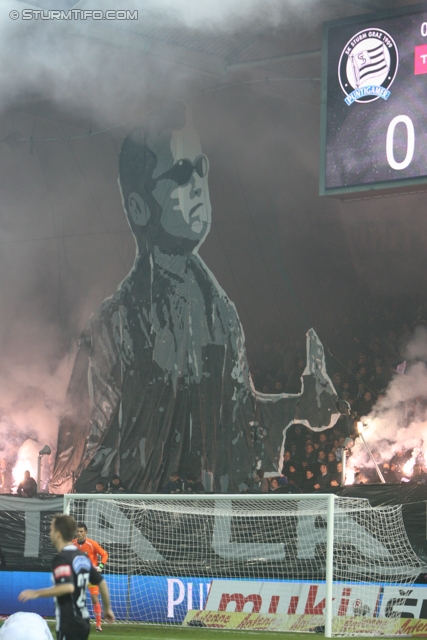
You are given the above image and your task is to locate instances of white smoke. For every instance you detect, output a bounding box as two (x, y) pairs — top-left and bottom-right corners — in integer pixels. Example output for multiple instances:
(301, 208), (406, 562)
(0, 354), (72, 491)
(0, 0), (325, 121)
(347, 326), (427, 482)
(126, 0), (317, 29)
(13, 439), (40, 489)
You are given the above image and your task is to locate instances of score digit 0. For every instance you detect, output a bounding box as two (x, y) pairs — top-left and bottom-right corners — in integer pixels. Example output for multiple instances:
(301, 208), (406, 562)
(386, 115), (415, 171)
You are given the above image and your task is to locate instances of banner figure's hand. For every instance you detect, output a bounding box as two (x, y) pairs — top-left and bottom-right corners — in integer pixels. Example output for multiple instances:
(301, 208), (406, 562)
(296, 329), (340, 431)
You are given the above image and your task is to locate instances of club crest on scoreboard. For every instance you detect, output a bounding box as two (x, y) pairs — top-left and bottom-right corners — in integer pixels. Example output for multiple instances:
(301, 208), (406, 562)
(338, 28), (398, 105)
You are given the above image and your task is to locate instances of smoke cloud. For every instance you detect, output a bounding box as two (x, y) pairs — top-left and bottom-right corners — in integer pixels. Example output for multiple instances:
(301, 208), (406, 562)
(0, 0), (323, 123)
(0, 0), (331, 489)
(347, 326), (427, 481)
(0, 358), (71, 490)
(0, 0), (425, 490)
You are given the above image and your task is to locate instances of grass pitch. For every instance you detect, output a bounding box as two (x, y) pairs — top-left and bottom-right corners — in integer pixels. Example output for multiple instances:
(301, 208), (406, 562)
(0, 620), (403, 639)
(64, 625), (325, 639)
(0, 619), (308, 639)
(53, 621), (409, 639)
(88, 627), (309, 639)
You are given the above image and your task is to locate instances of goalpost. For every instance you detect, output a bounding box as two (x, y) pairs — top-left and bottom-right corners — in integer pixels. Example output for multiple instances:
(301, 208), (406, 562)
(64, 493), (424, 636)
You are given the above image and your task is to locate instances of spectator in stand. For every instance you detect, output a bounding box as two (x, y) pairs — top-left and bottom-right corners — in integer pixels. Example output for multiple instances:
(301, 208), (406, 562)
(316, 450), (327, 470)
(327, 451), (338, 474)
(317, 433), (331, 453)
(341, 380), (352, 402)
(354, 380), (366, 398)
(353, 390), (375, 418)
(302, 443), (317, 469)
(354, 471), (369, 484)
(108, 474), (128, 493)
(288, 442), (301, 463)
(252, 469), (269, 493)
(370, 364), (390, 394)
(300, 469), (316, 493)
(17, 471), (37, 498)
(286, 424), (306, 452)
(330, 462), (342, 487)
(268, 477), (288, 493)
(314, 464), (331, 491)
(273, 380), (284, 394)
(332, 373), (344, 398)
(286, 464), (302, 487)
(334, 444), (344, 463)
(410, 465), (427, 484)
(162, 471), (183, 494)
(282, 451), (294, 477)
(184, 473), (205, 493)
(92, 480), (107, 494)
(332, 437), (341, 452)
(355, 366), (370, 390)
(381, 462), (398, 483)
(354, 354), (370, 375)
(389, 462), (401, 482)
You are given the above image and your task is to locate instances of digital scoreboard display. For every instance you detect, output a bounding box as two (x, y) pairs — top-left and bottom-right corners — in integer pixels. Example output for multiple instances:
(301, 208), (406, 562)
(320, 3), (427, 198)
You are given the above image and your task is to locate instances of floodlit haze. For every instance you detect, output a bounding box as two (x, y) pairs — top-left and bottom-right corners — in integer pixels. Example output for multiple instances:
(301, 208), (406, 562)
(0, 0), (425, 488)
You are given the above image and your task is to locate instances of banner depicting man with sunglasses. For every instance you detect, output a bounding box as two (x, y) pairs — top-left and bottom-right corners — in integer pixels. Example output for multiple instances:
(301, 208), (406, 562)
(50, 102), (339, 494)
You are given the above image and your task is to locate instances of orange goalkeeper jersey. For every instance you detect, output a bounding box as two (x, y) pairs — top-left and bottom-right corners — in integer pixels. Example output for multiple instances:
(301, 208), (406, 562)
(72, 537), (108, 567)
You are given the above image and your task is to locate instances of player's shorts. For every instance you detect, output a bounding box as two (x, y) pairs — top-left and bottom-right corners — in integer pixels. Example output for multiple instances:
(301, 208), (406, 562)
(88, 583), (99, 596)
(57, 623), (90, 640)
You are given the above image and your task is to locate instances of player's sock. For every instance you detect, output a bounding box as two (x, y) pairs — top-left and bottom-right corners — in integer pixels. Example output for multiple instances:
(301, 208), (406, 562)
(94, 601), (102, 628)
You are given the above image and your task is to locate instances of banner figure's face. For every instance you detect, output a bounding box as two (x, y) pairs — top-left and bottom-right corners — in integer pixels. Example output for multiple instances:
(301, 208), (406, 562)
(150, 110), (212, 244)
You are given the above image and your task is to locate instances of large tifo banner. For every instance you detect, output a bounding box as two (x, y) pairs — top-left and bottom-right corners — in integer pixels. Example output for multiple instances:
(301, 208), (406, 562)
(49, 101), (339, 495)
(0, 496), (63, 571)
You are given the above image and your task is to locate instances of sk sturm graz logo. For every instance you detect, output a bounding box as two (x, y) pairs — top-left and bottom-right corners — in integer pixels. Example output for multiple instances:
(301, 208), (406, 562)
(338, 28), (398, 105)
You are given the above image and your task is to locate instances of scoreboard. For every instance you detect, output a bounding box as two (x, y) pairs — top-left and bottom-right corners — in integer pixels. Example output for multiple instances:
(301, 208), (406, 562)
(320, 2), (427, 198)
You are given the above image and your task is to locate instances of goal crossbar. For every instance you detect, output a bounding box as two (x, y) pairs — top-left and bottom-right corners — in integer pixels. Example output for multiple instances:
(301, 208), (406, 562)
(63, 493), (423, 637)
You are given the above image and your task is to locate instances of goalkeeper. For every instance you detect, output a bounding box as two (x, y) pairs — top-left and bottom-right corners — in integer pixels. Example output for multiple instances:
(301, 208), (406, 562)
(72, 522), (108, 632)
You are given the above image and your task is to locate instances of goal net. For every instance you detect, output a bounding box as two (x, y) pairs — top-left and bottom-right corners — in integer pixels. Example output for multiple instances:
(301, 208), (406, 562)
(64, 493), (424, 636)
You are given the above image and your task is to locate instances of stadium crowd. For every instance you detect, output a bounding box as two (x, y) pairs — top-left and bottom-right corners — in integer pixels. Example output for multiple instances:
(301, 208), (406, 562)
(243, 293), (427, 492)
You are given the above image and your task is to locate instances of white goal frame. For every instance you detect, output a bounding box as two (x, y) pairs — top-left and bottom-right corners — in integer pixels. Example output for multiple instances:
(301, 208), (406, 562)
(64, 493), (335, 634)
(63, 492), (420, 637)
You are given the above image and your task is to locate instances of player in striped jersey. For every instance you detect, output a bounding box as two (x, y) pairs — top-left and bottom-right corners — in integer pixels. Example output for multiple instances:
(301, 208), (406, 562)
(18, 514), (114, 640)
(72, 523), (109, 632)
